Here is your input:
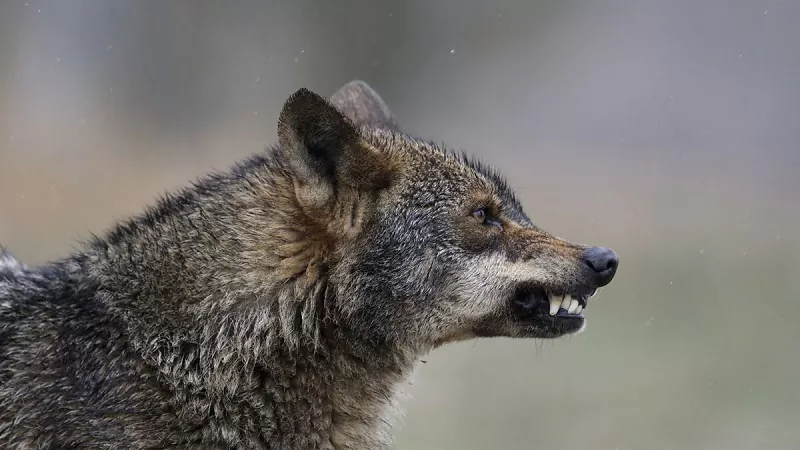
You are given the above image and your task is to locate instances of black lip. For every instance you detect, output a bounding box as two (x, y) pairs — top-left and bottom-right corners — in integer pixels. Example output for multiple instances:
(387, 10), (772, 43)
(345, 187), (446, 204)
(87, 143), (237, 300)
(512, 285), (548, 311)
(554, 309), (585, 318)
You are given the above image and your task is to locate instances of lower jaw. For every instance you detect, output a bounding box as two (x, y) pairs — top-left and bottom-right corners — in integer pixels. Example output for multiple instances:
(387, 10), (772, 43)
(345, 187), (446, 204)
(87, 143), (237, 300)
(472, 315), (586, 340)
(432, 330), (479, 348)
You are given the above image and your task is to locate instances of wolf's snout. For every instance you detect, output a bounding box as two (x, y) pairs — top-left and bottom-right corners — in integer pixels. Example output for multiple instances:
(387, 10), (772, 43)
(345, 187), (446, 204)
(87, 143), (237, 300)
(582, 246), (618, 287)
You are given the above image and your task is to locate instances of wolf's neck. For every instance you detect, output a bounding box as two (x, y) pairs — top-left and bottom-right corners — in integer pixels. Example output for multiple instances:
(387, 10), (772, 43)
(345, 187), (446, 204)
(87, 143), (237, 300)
(70, 158), (421, 447)
(323, 335), (419, 449)
(80, 241), (418, 448)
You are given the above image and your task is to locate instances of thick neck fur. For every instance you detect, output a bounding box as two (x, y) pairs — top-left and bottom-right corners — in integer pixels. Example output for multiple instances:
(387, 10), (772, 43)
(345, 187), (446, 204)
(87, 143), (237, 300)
(57, 150), (417, 449)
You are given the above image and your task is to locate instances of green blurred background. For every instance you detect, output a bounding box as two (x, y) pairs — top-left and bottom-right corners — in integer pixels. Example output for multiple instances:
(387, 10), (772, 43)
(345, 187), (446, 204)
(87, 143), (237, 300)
(1, 1), (798, 449)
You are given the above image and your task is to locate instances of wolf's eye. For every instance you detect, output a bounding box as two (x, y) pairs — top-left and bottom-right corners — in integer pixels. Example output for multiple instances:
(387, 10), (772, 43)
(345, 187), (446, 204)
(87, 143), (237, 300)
(472, 207), (487, 223)
(472, 207), (503, 231)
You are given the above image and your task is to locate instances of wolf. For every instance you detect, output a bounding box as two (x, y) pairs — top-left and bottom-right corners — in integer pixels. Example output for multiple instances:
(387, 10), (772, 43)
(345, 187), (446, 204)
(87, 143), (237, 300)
(0, 80), (618, 449)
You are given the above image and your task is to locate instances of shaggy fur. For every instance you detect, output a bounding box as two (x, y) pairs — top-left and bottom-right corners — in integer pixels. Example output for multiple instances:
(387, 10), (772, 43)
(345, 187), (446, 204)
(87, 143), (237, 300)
(0, 81), (618, 449)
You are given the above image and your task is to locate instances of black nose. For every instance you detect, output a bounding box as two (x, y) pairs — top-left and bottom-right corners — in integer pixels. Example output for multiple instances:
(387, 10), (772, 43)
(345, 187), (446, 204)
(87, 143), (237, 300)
(582, 246), (619, 287)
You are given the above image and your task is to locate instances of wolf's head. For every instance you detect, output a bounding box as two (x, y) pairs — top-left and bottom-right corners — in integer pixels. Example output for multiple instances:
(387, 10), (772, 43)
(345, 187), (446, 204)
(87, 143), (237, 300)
(277, 82), (618, 351)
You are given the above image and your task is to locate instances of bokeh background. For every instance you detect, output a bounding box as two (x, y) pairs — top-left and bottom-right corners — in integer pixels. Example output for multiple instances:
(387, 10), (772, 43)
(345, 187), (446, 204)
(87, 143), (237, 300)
(1, 1), (798, 449)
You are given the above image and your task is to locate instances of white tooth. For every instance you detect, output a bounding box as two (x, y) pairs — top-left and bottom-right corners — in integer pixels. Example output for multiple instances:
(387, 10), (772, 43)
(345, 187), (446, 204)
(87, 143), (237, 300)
(568, 298), (580, 314)
(560, 295), (572, 311)
(575, 305), (583, 314)
(549, 295), (562, 316)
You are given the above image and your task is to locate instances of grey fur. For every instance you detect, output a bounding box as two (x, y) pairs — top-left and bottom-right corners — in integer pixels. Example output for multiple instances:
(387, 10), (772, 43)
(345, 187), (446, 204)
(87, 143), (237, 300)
(0, 81), (617, 449)
(0, 247), (26, 294)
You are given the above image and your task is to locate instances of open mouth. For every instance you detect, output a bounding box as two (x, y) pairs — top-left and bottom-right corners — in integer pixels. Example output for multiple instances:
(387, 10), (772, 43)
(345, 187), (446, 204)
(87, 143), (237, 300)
(471, 284), (600, 339)
(547, 293), (589, 317)
(512, 286), (597, 319)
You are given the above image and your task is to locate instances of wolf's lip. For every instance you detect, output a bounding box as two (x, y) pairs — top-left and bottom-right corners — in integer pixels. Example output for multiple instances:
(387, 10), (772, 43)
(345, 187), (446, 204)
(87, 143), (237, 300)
(546, 291), (596, 317)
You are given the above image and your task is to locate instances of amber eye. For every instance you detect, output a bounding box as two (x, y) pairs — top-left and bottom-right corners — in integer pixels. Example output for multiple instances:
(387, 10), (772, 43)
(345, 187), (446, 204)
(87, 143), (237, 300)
(472, 207), (503, 231)
(472, 207), (488, 223)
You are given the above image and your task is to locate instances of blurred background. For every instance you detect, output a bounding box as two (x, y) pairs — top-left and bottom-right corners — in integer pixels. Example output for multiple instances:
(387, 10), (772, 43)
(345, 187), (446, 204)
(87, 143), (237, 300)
(1, 1), (798, 449)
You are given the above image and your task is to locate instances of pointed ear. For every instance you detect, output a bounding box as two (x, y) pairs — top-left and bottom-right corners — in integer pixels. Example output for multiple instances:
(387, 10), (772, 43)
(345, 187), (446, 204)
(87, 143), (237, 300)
(330, 80), (400, 131)
(278, 88), (393, 197)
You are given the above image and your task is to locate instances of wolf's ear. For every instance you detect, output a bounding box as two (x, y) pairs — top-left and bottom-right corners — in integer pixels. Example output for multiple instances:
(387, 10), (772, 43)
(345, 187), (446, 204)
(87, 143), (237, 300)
(278, 88), (393, 199)
(330, 80), (399, 131)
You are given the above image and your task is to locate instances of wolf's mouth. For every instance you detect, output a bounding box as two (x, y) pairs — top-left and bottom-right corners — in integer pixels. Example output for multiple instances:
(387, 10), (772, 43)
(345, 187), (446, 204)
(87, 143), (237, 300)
(547, 293), (591, 317)
(512, 286), (597, 318)
(472, 284), (599, 339)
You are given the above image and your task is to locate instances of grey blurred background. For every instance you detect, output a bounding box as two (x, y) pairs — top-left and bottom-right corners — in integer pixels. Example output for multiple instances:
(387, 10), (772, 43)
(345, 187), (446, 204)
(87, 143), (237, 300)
(1, 1), (798, 449)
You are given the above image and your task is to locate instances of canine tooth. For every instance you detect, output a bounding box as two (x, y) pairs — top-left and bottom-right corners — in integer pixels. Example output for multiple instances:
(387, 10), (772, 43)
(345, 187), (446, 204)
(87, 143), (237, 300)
(575, 305), (583, 314)
(549, 295), (562, 316)
(568, 298), (580, 314)
(560, 295), (572, 311)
